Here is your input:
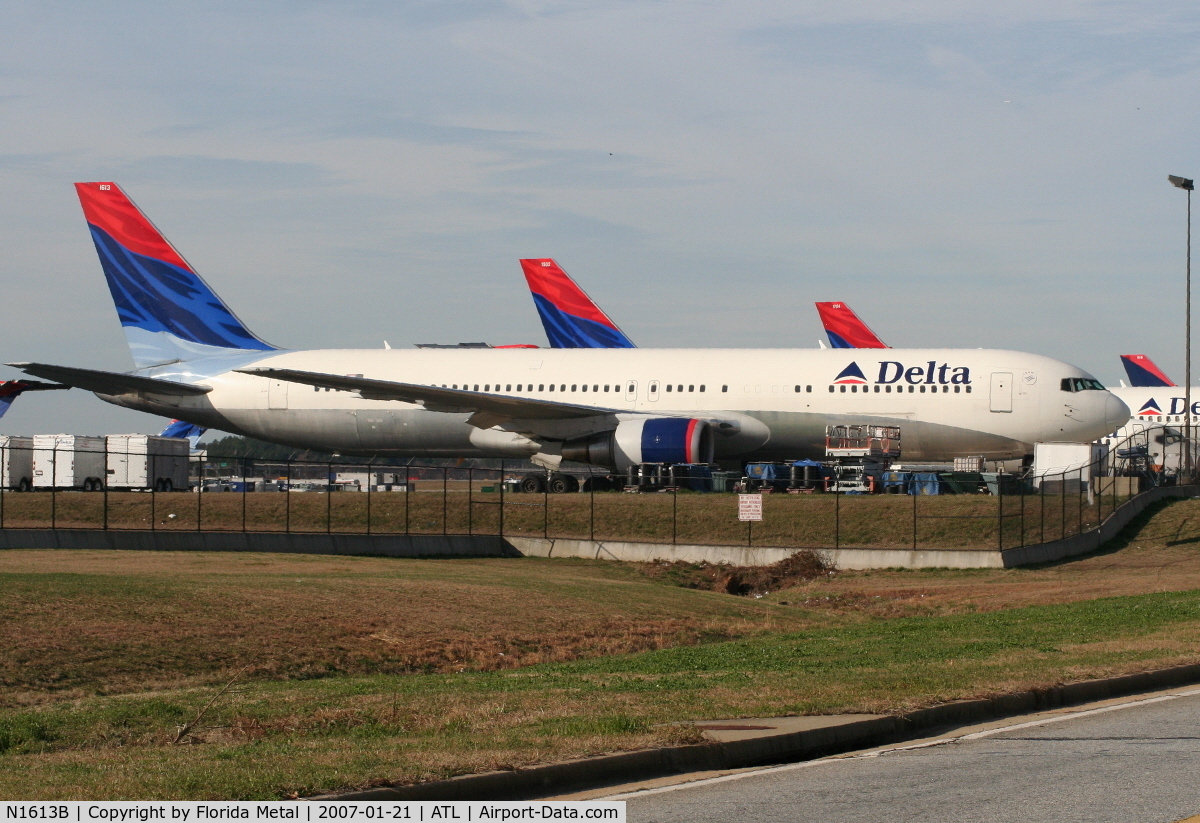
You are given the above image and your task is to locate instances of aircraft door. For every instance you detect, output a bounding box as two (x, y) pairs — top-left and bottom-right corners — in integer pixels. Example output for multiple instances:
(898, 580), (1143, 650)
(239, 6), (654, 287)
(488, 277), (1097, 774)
(648, 381), (660, 401)
(989, 372), (1013, 413)
(268, 380), (289, 410)
(625, 381), (637, 402)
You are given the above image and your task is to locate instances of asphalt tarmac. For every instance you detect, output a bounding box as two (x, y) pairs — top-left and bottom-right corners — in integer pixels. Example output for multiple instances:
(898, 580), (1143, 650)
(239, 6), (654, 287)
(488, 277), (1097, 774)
(607, 687), (1200, 823)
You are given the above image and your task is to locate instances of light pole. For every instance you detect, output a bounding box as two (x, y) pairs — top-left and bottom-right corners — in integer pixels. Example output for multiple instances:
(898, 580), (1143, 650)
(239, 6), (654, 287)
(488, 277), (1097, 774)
(1169, 174), (1194, 483)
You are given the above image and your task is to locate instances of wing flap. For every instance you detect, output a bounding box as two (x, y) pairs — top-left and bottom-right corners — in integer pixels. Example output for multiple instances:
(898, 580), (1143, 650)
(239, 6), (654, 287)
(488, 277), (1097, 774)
(6, 362), (212, 396)
(236, 367), (613, 420)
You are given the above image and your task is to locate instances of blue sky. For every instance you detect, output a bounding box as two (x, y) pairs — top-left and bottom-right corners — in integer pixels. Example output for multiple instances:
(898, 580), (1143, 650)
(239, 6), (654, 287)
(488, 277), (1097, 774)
(1, 0), (1199, 435)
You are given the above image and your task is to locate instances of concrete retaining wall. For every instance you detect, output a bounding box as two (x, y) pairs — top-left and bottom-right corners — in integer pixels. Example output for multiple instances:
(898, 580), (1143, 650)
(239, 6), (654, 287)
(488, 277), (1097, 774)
(0, 528), (513, 558)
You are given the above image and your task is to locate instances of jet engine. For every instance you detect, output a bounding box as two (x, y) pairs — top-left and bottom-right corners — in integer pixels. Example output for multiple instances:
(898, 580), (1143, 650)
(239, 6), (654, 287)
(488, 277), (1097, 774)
(561, 417), (714, 470)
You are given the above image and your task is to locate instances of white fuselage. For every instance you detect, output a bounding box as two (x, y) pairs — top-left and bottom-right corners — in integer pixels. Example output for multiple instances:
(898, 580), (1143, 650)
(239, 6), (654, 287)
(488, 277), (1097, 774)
(1100, 386), (1200, 469)
(103, 347), (1130, 464)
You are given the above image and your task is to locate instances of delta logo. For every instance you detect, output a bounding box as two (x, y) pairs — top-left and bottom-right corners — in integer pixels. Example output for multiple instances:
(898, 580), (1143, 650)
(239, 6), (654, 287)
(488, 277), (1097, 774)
(834, 362), (869, 384)
(1137, 398), (1163, 416)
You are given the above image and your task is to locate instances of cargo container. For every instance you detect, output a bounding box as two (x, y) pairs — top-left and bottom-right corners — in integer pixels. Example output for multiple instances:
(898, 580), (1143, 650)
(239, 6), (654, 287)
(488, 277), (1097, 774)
(105, 434), (191, 491)
(32, 434), (107, 491)
(0, 435), (33, 491)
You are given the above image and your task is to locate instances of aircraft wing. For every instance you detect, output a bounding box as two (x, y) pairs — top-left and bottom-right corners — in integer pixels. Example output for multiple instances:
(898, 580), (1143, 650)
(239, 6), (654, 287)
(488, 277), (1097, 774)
(237, 367), (615, 423)
(5, 362), (213, 396)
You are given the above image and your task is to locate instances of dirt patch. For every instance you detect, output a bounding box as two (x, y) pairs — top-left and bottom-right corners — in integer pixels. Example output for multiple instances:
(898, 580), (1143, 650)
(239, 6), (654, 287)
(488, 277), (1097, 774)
(639, 550), (835, 596)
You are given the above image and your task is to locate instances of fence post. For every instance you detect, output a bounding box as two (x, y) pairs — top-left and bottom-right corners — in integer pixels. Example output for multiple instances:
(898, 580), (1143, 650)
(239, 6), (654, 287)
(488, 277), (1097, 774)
(543, 472), (548, 539)
(911, 484), (917, 550)
(366, 460), (372, 536)
(151, 445), (157, 532)
(404, 463), (410, 536)
(835, 489), (840, 551)
(326, 459), (333, 535)
(0, 444), (5, 530)
(51, 444), (57, 530)
(672, 485), (678, 545)
(467, 467), (473, 535)
(589, 469), (595, 543)
(997, 470), (1003, 551)
(285, 459), (291, 532)
(103, 439), (109, 531)
(196, 455), (203, 532)
(241, 457), (248, 532)
(499, 460), (505, 538)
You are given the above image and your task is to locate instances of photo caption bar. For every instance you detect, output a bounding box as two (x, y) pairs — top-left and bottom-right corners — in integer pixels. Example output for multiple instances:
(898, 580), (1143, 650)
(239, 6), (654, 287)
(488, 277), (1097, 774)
(2, 803), (625, 823)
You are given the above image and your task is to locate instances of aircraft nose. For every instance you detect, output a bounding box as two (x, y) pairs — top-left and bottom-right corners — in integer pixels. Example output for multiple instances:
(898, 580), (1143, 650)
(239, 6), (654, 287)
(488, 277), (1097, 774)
(1105, 392), (1131, 432)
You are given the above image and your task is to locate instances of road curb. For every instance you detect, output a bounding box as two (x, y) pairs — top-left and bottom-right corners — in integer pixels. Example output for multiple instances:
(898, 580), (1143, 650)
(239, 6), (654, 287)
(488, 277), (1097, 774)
(314, 662), (1200, 802)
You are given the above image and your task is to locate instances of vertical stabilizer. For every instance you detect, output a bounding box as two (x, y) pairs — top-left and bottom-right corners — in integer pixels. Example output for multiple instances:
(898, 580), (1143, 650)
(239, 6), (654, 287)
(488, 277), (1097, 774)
(814, 302), (888, 348)
(1120, 354), (1176, 387)
(75, 182), (278, 369)
(519, 258), (635, 348)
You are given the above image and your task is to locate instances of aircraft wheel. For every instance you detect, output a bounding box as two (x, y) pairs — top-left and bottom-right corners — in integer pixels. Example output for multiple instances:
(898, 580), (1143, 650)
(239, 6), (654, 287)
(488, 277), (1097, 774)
(519, 474), (546, 494)
(547, 473), (574, 494)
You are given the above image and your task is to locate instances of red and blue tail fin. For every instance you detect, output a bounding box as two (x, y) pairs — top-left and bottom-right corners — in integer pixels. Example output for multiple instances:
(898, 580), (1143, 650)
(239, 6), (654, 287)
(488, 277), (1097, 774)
(159, 419), (206, 449)
(75, 183), (278, 369)
(814, 302), (888, 349)
(0, 381), (29, 420)
(1120, 354), (1176, 387)
(519, 259), (635, 349)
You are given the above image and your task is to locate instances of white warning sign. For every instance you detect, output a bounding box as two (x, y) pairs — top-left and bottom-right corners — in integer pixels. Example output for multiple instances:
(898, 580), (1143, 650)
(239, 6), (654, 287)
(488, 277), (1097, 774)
(738, 493), (763, 521)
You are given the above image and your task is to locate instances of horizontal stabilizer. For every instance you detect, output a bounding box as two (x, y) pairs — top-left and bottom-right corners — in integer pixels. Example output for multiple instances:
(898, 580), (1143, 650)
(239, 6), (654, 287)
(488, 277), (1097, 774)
(1120, 354), (1176, 388)
(237, 367), (611, 422)
(6, 363), (212, 396)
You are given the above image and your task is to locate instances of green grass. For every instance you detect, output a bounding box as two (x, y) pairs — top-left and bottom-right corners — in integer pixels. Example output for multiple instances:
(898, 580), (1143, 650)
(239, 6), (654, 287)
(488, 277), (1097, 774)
(1, 589), (1198, 799)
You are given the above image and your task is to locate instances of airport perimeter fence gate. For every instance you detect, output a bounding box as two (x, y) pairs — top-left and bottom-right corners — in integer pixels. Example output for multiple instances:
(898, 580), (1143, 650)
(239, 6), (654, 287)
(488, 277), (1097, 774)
(0, 427), (1191, 555)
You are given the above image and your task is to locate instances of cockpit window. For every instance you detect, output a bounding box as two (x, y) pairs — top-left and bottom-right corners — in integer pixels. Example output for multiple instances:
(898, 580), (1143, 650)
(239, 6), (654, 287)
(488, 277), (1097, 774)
(1061, 377), (1106, 392)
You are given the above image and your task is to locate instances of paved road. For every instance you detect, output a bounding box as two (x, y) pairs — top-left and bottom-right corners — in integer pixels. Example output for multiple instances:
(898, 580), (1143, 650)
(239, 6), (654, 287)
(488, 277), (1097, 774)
(615, 688), (1200, 823)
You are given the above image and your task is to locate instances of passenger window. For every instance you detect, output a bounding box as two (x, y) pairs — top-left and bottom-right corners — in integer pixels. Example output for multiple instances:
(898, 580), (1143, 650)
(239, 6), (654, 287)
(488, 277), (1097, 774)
(452, 385), (458, 389)
(700, 385), (706, 392)
(604, 385), (610, 392)
(807, 386), (812, 392)
(966, 386), (972, 393)
(874, 386), (880, 393)
(666, 385), (673, 392)
(920, 386), (925, 393)
(473, 385), (479, 391)
(581, 385), (587, 392)
(954, 385), (960, 393)
(571, 384), (577, 391)
(795, 385), (802, 392)
(538, 384), (544, 391)
(678, 385), (684, 392)
(722, 385), (728, 392)
(840, 386), (846, 393)
(909, 386), (915, 393)
(688, 385), (694, 392)
(885, 386), (891, 393)
(829, 386), (834, 392)
(484, 385), (489, 391)
(549, 385), (555, 392)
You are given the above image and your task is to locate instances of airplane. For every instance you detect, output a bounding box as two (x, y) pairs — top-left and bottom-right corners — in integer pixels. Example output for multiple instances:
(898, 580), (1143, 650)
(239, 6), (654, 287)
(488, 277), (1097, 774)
(811, 299), (1191, 467)
(4, 182), (1130, 479)
(520, 258), (636, 349)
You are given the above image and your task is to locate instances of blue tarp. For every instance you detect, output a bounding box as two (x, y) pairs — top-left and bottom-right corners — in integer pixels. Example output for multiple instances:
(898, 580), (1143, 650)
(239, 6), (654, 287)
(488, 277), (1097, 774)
(882, 470), (910, 491)
(744, 463), (778, 480)
(909, 472), (940, 495)
(791, 459), (822, 468)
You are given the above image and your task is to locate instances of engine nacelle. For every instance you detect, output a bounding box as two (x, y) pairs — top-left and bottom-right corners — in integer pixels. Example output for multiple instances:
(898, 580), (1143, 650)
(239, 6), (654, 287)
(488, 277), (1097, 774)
(561, 417), (714, 470)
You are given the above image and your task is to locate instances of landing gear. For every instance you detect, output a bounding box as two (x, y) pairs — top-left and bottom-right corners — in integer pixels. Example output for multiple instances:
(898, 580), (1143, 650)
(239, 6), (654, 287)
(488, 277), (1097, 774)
(519, 473), (546, 494)
(547, 473), (578, 494)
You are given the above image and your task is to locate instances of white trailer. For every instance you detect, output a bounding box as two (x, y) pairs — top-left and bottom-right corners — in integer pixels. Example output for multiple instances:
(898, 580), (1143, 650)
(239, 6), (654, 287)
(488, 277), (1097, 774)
(32, 434), (107, 491)
(106, 434), (191, 491)
(0, 436), (34, 491)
